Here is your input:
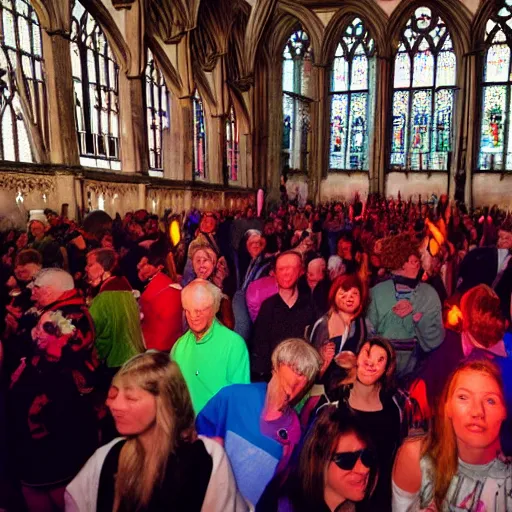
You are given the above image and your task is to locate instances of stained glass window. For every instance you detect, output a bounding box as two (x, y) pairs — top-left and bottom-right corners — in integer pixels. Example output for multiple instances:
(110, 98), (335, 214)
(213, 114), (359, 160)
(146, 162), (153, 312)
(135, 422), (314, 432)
(478, 0), (512, 171)
(226, 105), (239, 183)
(390, 7), (456, 171)
(193, 90), (207, 180)
(0, 0), (46, 162)
(282, 29), (313, 172)
(70, 0), (120, 170)
(145, 48), (170, 172)
(329, 18), (375, 171)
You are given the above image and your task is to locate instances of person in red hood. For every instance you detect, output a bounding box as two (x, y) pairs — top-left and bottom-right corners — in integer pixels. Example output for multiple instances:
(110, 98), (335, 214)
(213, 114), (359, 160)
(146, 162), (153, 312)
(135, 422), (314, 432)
(137, 240), (183, 351)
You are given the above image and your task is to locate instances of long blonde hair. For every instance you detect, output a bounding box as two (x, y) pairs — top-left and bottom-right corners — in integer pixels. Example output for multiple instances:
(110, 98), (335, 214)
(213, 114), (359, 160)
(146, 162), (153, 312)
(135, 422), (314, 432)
(423, 358), (504, 509)
(112, 351), (195, 511)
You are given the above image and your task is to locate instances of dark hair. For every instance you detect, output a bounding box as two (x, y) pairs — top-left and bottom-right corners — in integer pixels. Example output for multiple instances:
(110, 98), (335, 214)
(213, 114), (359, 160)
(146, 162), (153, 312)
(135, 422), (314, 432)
(145, 240), (170, 269)
(88, 248), (119, 273)
(15, 248), (42, 267)
(356, 337), (397, 393)
(274, 250), (303, 269)
(280, 407), (377, 511)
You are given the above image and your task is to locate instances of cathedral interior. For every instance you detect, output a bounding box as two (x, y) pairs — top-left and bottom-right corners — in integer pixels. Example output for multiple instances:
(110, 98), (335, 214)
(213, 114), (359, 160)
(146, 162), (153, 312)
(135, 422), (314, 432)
(0, 0), (510, 221)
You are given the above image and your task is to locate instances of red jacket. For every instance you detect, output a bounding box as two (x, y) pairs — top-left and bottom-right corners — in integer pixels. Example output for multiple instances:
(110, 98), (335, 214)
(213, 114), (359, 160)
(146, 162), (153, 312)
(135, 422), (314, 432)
(140, 272), (183, 351)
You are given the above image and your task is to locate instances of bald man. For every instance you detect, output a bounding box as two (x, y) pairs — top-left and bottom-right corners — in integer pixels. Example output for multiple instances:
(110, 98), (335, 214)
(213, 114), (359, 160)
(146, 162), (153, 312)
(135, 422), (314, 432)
(171, 279), (250, 413)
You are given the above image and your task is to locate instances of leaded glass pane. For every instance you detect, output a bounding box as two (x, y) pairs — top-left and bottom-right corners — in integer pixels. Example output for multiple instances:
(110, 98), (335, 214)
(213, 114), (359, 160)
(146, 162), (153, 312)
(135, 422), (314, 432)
(390, 6), (456, 171)
(0, 0), (46, 163)
(329, 17), (375, 171)
(479, 85), (507, 170)
(478, 1), (512, 171)
(394, 52), (411, 88)
(329, 94), (348, 169)
(226, 105), (239, 183)
(193, 90), (207, 180)
(485, 43), (510, 82)
(391, 91), (409, 167)
(145, 48), (170, 171)
(71, 0), (120, 169)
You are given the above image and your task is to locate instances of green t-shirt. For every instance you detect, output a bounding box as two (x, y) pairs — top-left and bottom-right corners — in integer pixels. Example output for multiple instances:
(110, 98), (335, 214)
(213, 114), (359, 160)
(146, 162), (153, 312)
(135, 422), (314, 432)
(89, 290), (144, 368)
(171, 319), (250, 413)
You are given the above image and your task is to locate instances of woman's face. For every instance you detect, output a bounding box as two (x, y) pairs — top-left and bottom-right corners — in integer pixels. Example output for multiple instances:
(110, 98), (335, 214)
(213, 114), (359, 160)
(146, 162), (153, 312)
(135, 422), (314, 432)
(356, 342), (388, 387)
(31, 312), (68, 361)
(335, 287), (361, 316)
(192, 250), (215, 280)
(107, 382), (157, 437)
(325, 432), (370, 504)
(448, 370), (506, 456)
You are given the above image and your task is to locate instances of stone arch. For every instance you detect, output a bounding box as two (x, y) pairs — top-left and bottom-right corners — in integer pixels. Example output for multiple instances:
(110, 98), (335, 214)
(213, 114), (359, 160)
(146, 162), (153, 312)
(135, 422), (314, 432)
(75, 0), (131, 73)
(387, 0), (472, 60)
(146, 36), (184, 99)
(274, 1), (324, 66)
(472, 0), (500, 52)
(321, 0), (388, 66)
(30, 0), (65, 34)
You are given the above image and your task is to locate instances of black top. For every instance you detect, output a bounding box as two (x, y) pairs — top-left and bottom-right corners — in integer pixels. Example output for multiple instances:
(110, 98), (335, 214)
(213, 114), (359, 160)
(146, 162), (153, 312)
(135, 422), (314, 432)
(251, 292), (316, 380)
(338, 399), (401, 512)
(97, 439), (213, 512)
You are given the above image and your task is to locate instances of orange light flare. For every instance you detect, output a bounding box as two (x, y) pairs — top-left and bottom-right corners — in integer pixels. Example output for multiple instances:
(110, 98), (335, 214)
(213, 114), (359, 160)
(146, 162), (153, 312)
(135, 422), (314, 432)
(446, 305), (463, 330)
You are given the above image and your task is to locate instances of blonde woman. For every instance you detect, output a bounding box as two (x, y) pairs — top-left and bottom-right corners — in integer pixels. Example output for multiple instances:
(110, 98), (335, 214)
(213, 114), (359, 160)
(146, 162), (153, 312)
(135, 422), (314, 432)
(65, 352), (248, 512)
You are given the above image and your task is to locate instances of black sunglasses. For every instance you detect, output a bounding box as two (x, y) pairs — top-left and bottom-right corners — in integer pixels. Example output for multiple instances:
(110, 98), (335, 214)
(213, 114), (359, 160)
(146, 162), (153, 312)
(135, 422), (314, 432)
(331, 449), (376, 471)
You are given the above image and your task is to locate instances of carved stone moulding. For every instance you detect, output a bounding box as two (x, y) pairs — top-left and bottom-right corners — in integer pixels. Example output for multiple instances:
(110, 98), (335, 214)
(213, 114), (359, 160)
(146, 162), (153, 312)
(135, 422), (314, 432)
(84, 180), (138, 198)
(111, 0), (136, 9)
(0, 171), (55, 197)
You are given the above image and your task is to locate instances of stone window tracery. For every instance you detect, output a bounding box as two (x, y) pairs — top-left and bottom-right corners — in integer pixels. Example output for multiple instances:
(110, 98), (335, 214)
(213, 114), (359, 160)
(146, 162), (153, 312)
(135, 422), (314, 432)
(389, 6), (457, 172)
(70, 0), (120, 170)
(329, 17), (375, 171)
(193, 89), (207, 180)
(226, 104), (239, 183)
(282, 29), (312, 173)
(0, 0), (46, 162)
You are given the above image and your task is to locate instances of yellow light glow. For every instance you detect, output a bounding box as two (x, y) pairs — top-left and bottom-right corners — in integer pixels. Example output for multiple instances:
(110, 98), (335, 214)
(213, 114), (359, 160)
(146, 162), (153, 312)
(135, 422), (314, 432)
(447, 305), (463, 327)
(170, 219), (181, 247)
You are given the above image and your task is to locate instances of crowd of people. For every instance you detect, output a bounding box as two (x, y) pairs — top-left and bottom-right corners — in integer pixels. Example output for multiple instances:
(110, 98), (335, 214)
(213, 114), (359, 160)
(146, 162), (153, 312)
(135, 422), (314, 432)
(0, 191), (511, 511)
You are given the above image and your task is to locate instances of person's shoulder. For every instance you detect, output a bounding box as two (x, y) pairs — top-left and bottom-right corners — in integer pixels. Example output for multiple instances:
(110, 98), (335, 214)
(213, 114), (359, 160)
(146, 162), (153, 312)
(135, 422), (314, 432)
(416, 281), (441, 299)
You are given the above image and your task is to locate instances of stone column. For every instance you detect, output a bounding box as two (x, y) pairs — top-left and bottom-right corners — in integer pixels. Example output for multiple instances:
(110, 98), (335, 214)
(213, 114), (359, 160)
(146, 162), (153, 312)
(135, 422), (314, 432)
(118, 73), (149, 174)
(41, 30), (80, 166)
(372, 55), (392, 196)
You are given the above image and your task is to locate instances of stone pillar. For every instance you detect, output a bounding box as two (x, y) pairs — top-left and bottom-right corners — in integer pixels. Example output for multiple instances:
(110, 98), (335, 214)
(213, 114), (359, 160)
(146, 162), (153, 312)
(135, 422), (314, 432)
(207, 115), (225, 185)
(372, 56), (392, 196)
(118, 73), (149, 174)
(54, 173), (78, 219)
(41, 31), (80, 166)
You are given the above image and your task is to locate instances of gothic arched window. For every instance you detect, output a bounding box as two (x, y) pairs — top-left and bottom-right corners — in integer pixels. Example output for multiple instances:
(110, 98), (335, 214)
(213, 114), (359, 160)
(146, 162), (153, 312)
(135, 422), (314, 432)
(0, 0), (46, 162)
(390, 7), (457, 171)
(193, 90), (207, 180)
(282, 29), (313, 172)
(226, 105), (239, 182)
(478, 0), (512, 171)
(70, 0), (120, 170)
(329, 18), (375, 171)
(145, 48), (170, 173)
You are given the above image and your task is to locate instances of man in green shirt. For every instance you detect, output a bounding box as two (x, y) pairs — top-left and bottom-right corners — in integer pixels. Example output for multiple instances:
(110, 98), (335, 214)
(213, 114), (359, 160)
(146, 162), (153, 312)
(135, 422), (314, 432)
(171, 279), (250, 413)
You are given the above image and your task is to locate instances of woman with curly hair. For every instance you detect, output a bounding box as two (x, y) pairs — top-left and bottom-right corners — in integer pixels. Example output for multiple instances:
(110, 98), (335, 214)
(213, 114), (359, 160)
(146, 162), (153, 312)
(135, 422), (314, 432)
(366, 233), (444, 382)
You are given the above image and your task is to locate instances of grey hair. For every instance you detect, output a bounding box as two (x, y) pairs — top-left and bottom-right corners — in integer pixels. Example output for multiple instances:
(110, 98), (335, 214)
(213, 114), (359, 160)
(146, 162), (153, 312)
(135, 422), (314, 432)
(271, 338), (322, 383)
(34, 268), (74, 292)
(181, 278), (222, 314)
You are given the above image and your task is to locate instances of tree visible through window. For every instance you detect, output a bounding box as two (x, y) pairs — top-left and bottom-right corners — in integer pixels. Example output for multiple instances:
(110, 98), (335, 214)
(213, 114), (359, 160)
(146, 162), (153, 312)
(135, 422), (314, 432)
(0, 0), (46, 162)
(390, 7), (456, 171)
(226, 105), (239, 182)
(145, 48), (170, 172)
(329, 18), (375, 171)
(478, 0), (512, 171)
(70, 0), (120, 170)
(193, 90), (207, 180)
(282, 29), (312, 173)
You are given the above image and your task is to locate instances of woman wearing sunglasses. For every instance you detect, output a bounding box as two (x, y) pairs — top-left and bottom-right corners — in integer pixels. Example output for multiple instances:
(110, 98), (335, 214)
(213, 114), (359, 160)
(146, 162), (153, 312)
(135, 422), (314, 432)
(308, 338), (424, 512)
(261, 406), (377, 512)
(392, 358), (512, 511)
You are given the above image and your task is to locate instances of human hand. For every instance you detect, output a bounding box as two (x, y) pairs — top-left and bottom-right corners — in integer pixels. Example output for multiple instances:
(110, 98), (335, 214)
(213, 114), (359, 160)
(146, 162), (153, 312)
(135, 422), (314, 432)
(393, 300), (413, 318)
(319, 342), (335, 372)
